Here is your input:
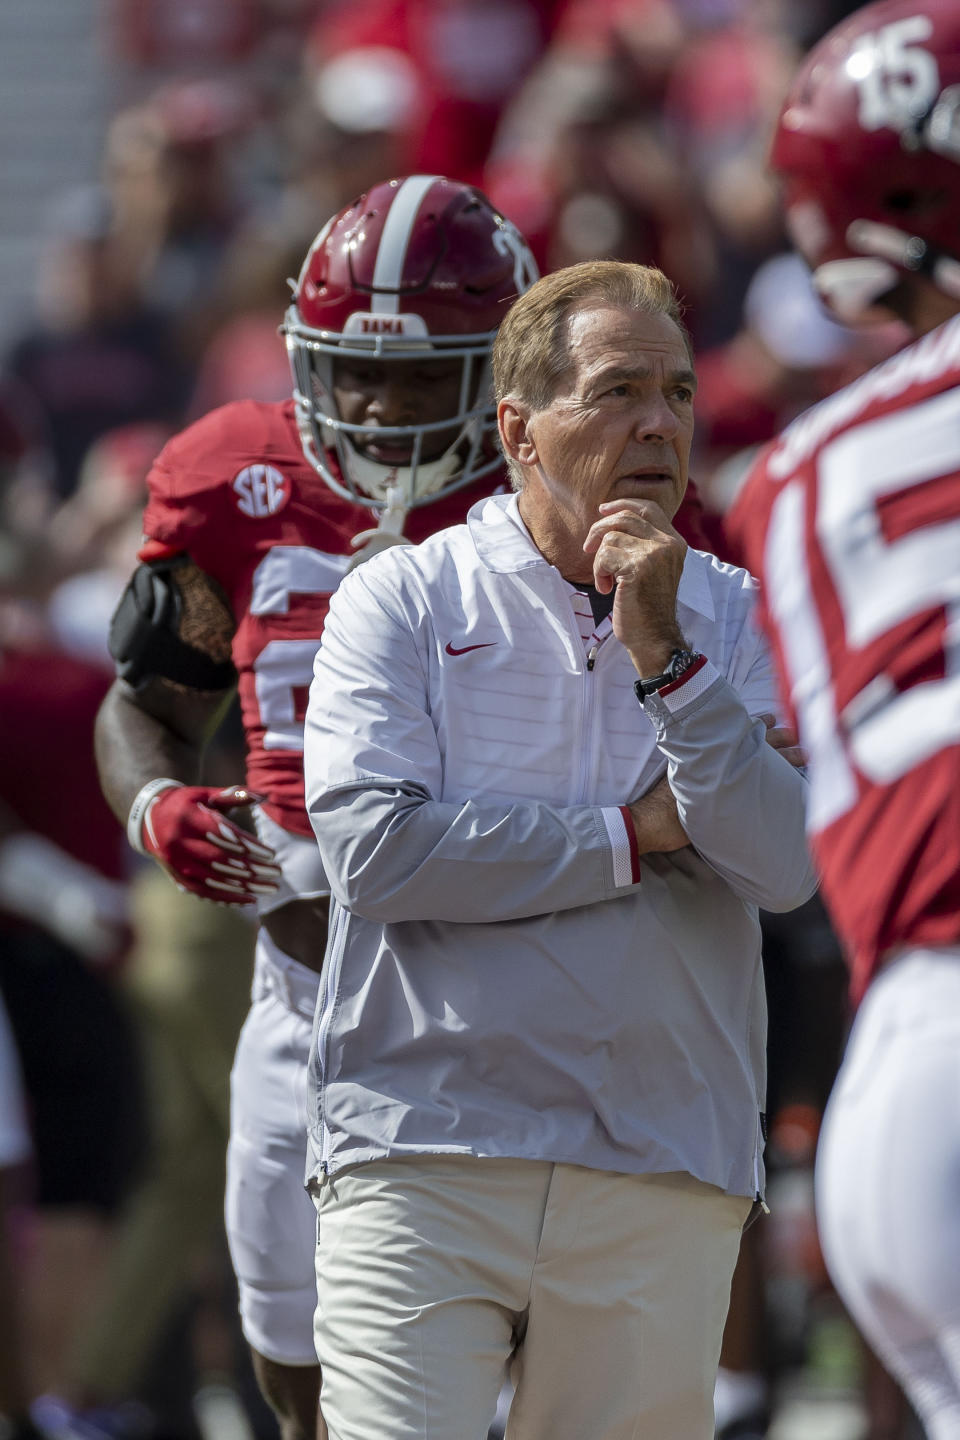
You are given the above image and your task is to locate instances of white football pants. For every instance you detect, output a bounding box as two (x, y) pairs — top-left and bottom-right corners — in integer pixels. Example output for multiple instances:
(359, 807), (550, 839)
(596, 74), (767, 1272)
(225, 930), (321, 1366)
(816, 947), (960, 1440)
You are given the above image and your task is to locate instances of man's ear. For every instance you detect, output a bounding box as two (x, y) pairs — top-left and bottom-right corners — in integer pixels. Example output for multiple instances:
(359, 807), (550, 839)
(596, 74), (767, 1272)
(497, 398), (539, 471)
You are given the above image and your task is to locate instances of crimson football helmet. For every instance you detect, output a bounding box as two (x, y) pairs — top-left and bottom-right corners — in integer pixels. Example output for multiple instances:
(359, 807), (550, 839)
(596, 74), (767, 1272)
(282, 174), (538, 513)
(771, 0), (960, 320)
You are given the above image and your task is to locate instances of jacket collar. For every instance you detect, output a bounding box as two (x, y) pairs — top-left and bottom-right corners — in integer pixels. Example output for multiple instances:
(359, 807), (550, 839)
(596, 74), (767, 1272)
(467, 492), (716, 621)
(467, 493), (545, 573)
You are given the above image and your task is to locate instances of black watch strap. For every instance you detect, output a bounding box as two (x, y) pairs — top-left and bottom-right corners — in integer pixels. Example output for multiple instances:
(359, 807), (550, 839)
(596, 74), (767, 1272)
(634, 648), (703, 700)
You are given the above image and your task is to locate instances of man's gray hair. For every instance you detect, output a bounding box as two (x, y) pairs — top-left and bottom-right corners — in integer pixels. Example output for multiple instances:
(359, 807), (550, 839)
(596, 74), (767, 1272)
(492, 260), (692, 490)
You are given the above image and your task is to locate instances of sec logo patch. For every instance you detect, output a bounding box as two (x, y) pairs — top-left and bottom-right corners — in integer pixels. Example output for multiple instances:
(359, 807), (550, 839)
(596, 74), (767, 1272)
(233, 465), (291, 518)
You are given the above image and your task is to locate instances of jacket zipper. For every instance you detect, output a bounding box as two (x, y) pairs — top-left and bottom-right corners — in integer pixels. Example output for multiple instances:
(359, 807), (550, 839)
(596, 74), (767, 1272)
(578, 642), (601, 801)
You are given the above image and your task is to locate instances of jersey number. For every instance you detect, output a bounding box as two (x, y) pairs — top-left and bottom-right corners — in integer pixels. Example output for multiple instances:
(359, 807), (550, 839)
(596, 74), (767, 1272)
(765, 388), (960, 830)
(850, 14), (937, 132)
(249, 546), (351, 750)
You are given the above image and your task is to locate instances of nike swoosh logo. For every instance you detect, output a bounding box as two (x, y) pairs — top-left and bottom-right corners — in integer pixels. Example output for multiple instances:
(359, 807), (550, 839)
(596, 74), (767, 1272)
(445, 641), (496, 656)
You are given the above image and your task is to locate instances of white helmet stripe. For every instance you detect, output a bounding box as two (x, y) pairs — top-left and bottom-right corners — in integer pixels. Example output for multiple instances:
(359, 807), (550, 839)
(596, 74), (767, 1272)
(370, 174), (442, 313)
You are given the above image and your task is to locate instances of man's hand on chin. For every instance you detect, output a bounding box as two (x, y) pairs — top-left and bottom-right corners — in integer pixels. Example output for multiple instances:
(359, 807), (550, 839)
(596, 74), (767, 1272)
(582, 498), (688, 670)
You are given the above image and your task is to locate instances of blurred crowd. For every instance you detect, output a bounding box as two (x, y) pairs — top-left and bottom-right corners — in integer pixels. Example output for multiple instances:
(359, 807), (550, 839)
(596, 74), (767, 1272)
(0, 2), (922, 1438)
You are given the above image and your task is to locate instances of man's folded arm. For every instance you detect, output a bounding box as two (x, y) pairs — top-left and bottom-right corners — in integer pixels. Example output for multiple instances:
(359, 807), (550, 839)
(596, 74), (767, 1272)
(644, 649), (818, 913)
(307, 781), (645, 923)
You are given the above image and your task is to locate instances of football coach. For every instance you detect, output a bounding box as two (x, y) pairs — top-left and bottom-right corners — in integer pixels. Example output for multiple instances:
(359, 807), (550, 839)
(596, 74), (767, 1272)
(302, 259), (816, 1440)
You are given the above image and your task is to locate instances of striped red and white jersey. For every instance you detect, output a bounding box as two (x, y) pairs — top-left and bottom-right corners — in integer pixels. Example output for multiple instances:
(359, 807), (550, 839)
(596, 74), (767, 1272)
(730, 315), (960, 1001)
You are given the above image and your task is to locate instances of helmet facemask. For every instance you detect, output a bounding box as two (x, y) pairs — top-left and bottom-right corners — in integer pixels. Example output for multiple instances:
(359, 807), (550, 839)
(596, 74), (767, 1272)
(282, 174), (538, 523)
(284, 306), (501, 515)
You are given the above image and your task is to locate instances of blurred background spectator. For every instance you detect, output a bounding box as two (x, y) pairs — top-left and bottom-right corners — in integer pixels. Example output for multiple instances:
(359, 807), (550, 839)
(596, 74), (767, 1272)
(0, 989), (34, 1440)
(45, 422), (171, 664)
(3, 185), (190, 503)
(0, 3), (922, 1439)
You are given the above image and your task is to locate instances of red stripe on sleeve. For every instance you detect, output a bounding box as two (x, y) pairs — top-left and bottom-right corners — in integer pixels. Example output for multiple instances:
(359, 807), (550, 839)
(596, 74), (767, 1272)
(657, 653), (708, 697)
(619, 805), (642, 884)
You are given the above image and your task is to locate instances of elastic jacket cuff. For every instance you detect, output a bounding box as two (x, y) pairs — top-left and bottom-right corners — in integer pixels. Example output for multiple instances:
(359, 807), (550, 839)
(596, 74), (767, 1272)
(601, 806), (641, 887)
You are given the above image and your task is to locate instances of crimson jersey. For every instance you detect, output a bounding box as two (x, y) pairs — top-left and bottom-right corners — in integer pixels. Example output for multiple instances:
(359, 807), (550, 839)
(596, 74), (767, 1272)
(730, 316), (960, 1002)
(140, 399), (503, 837)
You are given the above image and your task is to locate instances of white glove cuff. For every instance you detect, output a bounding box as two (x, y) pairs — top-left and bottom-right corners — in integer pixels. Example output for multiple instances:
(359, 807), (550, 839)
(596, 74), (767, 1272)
(127, 778), (184, 856)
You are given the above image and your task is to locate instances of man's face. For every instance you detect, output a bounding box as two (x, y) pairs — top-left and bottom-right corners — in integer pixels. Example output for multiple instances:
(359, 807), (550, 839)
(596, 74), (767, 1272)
(515, 305), (696, 547)
(332, 354), (465, 466)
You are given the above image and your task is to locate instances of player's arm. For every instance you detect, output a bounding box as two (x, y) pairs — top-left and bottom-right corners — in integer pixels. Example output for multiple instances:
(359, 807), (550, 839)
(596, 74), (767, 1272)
(96, 557), (280, 904)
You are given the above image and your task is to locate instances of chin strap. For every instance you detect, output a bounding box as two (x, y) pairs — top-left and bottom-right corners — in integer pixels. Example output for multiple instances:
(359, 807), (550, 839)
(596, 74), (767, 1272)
(347, 484), (414, 571)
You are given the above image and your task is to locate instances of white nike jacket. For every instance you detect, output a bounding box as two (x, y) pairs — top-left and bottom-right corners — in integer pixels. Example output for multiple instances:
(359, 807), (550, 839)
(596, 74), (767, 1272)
(303, 493), (816, 1197)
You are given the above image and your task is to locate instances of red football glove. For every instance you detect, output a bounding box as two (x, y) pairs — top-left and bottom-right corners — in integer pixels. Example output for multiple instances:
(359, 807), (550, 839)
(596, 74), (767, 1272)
(129, 781), (282, 904)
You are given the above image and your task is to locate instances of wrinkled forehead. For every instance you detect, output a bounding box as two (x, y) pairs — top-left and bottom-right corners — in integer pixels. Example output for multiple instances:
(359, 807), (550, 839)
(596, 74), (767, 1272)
(561, 304), (694, 386)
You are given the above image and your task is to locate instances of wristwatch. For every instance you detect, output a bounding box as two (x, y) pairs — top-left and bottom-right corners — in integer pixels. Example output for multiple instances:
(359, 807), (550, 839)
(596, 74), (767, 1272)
(634, 648), (703, 700)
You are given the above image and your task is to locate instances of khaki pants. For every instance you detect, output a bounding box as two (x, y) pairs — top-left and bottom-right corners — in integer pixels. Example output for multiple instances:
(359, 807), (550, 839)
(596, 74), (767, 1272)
(311, 1154), (750, 1440)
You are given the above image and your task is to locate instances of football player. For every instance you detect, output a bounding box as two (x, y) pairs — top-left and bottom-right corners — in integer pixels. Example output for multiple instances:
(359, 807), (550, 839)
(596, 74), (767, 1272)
(94, 175), (540, 1440)
(729, 6), (960, 1436)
